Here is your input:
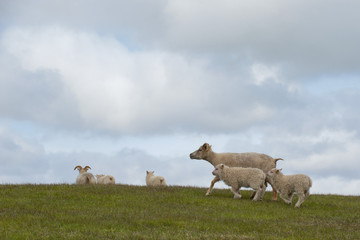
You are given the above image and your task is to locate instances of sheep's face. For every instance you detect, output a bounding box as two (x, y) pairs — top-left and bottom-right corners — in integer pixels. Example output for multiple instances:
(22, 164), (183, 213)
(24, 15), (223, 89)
(212, 164), (225, 176)
(190, 143), (212, 160)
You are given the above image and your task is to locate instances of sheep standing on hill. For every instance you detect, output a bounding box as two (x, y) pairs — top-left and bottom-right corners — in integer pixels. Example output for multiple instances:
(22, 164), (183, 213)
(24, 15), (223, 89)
(266, 168), (312, 208)
(190, 143), (283, 200)
(74, 165), (96, 184)
(96, 174), (116, 184)
(146, 171), (167, 187)
(212, 164), (266, 201)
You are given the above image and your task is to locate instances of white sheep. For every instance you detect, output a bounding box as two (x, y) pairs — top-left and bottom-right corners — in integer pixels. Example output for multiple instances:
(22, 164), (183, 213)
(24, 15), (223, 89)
(266, 168), (312, 208)
(190, 143), (283, 199)
(212, 164), (266, 201)
(74, 165), (96, 184)
(146, 171), (167, 187)
(96, 174), (116, 185)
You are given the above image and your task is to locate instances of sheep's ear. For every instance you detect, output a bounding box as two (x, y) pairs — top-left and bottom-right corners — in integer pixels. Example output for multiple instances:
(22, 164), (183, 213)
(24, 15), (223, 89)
(220, 164), (224, 169)
(146, 171), (149, 174)
(276, 169), (280, 173)
(203, 143), (211, 151)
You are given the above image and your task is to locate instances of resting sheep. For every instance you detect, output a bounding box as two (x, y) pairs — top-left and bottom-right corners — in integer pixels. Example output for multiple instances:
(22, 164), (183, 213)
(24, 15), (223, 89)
(212, 164), (266, 201)
(266, 168), (312, 208)
(190, 143), (283, 200)
(74, 165), (96, 184)
(146, 171), (167, 187)
(96, 174), (116, 185)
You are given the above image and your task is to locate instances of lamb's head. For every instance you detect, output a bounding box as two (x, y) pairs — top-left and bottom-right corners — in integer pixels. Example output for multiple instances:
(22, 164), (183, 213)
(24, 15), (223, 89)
(146, 171), (154, 177)
(74, 165), (91, 174)
(96, 174), (105, 179)
(212, 164), (226, 176)
(190, 143), (212, 160)
(267, 168), (282, 179)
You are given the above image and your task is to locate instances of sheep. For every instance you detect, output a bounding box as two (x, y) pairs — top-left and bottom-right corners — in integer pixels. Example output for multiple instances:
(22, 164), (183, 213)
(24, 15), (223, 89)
(190, 143), (283, 200)
(96, 174), (116, 185)
(266, 168), (312, 208)
(74, 165), (96, 184)
(146, 171), (167, 187)
(212, 164), (266, 201)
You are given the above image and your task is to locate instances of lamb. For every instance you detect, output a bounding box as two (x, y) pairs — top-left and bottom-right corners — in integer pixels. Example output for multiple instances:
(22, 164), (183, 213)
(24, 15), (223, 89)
(146, 171), (167, 187)
(190, 143), (283, 200)
(266, 168), (312, 208)
(212, 164), (266, 201)
(74, 165), (96, 184)
(96, 174), (116, 185)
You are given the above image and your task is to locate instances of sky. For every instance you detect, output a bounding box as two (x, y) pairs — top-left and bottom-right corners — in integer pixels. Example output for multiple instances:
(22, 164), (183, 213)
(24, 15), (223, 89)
(0, 0), (360, 195)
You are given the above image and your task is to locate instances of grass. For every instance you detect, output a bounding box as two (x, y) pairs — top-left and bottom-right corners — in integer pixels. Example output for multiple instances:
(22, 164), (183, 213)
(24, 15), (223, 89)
(0, 184), (359, 239)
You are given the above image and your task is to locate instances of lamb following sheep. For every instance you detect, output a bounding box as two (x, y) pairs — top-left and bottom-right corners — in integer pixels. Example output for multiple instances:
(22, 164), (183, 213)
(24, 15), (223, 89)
(190, 143), (283, 200)
(146, 171), (167, 187)
(212, 164), (266, 201)
(74, 165), (96, 185)
(266, 168), (312, 208)
(96, 174), (116, 185)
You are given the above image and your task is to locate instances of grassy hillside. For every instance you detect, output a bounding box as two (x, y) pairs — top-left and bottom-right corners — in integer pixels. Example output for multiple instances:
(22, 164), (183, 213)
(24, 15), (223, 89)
(0, 184), (359, 239)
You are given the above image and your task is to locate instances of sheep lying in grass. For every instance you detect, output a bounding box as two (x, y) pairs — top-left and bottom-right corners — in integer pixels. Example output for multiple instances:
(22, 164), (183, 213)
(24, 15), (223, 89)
(212, 164), (266, 201)
(190, 143), (283, 200)
(96, 174), (116, 185)
(146, 171), (167, 187)
(74, 165), (96, 184)
(266, 168), (312, 208)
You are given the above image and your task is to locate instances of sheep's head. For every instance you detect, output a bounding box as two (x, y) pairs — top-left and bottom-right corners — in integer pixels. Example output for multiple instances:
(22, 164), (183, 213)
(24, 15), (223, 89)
(212, 164), (225, 176)
(190, 143), (212, 160)
(267, 168), (282, 178)
(96, 174), (104, 179)
(146, 171), (154, 177)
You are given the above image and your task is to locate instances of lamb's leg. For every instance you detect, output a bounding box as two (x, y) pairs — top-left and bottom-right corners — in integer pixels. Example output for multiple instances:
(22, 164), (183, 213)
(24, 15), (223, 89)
(257, 184), (266, 201)
(279, 192), (291, 205)
(295, 192), (306, 208)
(252, 188), (261, 201)
(288, 192), (294, 203)
(206, 175), (220, 196)
(231, 187), (242, 199)
(250, 191), (256, 199)
(304, 189), (310, 199)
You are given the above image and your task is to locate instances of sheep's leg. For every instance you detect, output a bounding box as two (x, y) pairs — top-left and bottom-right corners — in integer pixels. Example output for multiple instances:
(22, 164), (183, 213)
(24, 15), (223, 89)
(231, 187), (242, 199)
(250, 191), (256, 199)
(269, 182), (278, 201)
(252, 189), (261, 201)
(258, 184), (266, 201)
(206, 175), (220, 196)
(288, 192), (294, 203)
(279, 192), (291, 205)
(304, 189), (310, 199)
(295, 192), (306, 208)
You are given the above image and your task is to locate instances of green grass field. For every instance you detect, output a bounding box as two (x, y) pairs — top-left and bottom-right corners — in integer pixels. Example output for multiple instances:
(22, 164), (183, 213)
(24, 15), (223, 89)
(0, 184), (359, 239)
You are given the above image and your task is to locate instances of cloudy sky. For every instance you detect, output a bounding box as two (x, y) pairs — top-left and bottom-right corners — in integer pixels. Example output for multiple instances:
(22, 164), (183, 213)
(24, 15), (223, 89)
(1, 0), (359, 195)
